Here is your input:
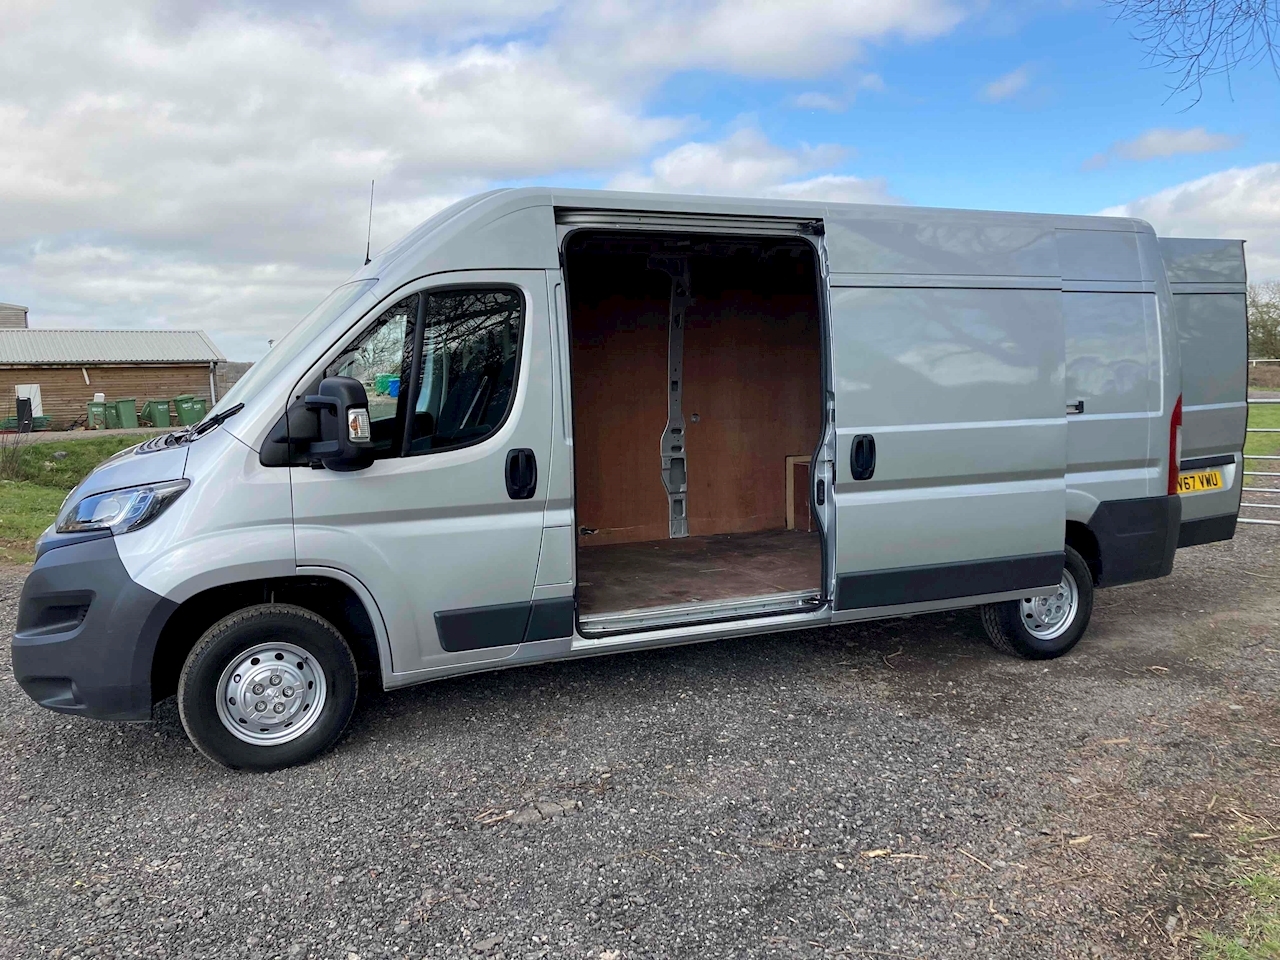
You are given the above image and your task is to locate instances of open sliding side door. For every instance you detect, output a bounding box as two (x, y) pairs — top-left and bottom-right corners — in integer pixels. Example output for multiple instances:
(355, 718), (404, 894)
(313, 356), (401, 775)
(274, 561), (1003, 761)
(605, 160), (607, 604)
(828, 277), (1067, 621)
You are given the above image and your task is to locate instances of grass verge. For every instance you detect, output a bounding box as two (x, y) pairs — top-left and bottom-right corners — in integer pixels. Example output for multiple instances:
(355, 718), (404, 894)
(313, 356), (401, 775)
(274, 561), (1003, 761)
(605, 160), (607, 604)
(1246, 403), (1280, 460)
(0, 434), (145, 563)
(1197, 852), (1280, 959)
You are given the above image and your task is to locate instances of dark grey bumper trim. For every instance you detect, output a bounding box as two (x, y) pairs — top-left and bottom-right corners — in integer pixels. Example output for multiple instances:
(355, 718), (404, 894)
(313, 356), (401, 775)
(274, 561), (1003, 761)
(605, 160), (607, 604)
(13, 536), (176, 721)
(1087, 494), (1181, 587)
(1180, 454), (1235, 471)
(1177, 513), (1237, 548)
(33, 529), (112, 561)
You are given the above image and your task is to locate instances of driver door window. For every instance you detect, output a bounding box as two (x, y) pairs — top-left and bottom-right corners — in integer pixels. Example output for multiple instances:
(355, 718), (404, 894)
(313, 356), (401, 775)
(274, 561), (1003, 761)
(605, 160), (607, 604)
(323, 286), (523, 461)
(406, 288), (523, 455)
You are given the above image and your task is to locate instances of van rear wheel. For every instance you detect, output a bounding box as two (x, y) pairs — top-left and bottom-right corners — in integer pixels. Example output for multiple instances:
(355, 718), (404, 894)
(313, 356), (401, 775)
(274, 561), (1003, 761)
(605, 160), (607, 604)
(177, 604), (358, 771)
(979, 547), (1094, 660)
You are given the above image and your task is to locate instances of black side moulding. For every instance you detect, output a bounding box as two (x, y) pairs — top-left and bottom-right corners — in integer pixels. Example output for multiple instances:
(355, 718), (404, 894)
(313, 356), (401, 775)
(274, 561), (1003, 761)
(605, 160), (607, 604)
(434, 597), (575, 652)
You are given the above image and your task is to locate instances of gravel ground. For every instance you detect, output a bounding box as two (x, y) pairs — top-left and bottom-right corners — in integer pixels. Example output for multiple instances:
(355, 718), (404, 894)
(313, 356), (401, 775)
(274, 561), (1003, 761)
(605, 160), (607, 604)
(1, 533), (1278, 960)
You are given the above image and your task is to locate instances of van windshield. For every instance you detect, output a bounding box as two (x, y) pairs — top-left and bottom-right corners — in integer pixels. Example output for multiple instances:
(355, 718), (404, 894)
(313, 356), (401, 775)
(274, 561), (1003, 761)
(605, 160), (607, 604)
(204, 279), (377, 420)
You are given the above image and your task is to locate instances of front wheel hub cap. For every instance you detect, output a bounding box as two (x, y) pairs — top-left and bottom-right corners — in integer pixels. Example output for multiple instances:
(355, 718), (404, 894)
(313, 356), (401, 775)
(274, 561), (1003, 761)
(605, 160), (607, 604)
(215, 642), (327, 746)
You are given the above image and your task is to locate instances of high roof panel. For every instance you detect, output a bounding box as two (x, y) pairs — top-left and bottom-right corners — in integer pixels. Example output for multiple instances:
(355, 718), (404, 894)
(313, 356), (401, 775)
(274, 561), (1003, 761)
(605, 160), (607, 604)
(0, 328), (226, 365)
(1158, 238), (1248, 285)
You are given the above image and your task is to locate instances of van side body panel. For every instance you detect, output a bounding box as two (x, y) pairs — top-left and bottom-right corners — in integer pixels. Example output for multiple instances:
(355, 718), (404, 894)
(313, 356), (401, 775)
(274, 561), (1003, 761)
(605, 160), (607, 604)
(823, 209), (1061, 278)
(823, 208), (1068, 615)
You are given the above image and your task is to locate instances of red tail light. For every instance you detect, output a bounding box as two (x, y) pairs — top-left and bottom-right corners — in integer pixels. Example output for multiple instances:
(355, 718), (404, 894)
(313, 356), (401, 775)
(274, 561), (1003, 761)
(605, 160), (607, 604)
(1167, 394), (1183, 496)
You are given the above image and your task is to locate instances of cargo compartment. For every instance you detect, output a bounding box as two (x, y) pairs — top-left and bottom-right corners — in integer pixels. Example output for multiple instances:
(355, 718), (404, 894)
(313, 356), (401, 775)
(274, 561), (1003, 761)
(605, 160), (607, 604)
(564, 231), (826, 630)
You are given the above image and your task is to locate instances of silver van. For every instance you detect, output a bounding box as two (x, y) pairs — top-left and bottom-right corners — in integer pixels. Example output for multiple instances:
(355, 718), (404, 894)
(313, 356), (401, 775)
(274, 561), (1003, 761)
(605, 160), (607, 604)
(12, 189), (1249, 769)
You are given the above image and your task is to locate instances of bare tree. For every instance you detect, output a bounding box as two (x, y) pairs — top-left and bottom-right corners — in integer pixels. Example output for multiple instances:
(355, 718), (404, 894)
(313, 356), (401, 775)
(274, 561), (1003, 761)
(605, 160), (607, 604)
(1107, 1), (1280, 101)
(1250, 281), (1280, 359)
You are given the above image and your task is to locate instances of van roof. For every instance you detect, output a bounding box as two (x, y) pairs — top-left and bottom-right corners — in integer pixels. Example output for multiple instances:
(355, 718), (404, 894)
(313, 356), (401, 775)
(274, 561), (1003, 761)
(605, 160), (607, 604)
(400, 185), (1156, 234)
(350, 186), (1244, 292)
(353, 185), (1172, 291)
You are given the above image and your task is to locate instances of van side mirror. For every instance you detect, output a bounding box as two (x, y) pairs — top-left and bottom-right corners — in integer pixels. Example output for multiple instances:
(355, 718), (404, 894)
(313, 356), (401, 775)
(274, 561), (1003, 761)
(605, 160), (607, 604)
(304, 376), (374, 472)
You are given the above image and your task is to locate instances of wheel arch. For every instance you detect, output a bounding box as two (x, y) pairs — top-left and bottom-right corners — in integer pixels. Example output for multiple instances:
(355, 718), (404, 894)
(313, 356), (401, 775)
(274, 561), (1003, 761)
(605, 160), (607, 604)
(150, 573), (389, 706)
(1065, 520), (1101, 585)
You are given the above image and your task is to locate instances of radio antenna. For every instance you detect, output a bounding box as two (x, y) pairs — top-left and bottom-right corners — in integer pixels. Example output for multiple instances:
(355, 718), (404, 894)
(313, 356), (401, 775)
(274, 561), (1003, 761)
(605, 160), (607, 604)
(364, 179), (375, 265)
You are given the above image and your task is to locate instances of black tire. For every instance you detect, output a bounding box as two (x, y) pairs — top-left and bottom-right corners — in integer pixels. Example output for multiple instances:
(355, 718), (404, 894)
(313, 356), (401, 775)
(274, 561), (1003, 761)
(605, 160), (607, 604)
(979, 546), (1094, 660)
(177, 604), (358, 771)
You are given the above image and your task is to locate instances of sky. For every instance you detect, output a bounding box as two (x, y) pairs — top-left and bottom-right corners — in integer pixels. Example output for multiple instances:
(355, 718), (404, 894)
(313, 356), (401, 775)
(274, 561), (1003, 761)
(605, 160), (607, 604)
(1, 0), (1278, 361)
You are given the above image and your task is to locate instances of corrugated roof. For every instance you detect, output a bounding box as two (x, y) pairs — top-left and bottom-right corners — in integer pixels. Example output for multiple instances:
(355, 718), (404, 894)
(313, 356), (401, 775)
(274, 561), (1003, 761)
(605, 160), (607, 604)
(0, 328), (225, 365)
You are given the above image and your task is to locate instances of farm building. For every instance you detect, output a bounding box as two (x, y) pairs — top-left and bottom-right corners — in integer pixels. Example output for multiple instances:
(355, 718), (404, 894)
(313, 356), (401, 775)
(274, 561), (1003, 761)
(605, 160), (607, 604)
(0, 328), (225, 430)
(0, 302), (28, 328)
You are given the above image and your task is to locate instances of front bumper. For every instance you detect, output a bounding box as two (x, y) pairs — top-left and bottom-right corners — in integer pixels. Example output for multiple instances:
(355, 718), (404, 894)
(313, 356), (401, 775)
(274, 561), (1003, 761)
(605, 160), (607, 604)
(13, 535), (176, 721)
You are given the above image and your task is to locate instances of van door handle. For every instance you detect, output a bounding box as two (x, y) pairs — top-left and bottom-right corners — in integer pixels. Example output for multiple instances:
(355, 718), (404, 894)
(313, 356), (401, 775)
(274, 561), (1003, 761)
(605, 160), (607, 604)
(1066, 400), (1085, 415)
(850, 434), (876, 481)
(505, 448), (538, 500)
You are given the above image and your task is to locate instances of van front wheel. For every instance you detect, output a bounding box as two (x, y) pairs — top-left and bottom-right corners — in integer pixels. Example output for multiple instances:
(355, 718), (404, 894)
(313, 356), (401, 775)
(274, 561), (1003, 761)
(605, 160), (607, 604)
(177, 604), (358, 771)
(979, 547), (1094, 660)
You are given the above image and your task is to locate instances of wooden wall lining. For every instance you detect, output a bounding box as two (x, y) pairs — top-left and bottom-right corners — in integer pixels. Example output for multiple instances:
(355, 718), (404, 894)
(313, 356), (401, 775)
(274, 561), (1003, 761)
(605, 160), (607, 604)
(569, 295), (672, 546)
(683, 291), (822, 536)
(569, 247), (822, 547)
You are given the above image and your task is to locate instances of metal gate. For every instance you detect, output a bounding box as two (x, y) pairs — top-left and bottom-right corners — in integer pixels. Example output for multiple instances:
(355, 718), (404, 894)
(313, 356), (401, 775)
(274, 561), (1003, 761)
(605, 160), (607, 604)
(1241, 396), (1280, 527)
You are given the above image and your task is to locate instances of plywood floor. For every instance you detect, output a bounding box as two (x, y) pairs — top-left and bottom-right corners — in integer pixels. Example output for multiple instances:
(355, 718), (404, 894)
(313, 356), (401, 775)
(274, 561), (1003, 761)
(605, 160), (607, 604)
(577, 529), (822, 616)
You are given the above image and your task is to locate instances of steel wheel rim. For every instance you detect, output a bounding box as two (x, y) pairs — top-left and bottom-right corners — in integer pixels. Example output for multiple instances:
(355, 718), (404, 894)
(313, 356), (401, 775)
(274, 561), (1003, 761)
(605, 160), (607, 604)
(215, 642), (327, 746)
(1020, 569), (1079, 642)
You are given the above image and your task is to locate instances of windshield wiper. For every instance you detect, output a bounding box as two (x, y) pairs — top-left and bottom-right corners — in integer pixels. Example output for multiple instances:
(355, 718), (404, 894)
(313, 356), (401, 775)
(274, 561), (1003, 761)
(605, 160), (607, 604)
(188, 403), (245, 440)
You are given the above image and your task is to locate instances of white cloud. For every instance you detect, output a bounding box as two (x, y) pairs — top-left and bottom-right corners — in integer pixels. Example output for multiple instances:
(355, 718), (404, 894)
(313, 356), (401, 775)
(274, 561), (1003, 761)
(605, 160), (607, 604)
(353, 0), (559, 31)
(1082, 127), (1242, 170)
(561, 0), (963, 80)
(980, 64), (1031, 102)
(0, 0), (948, 358)
(1117, 128), (1242, 161)
(13, 243), (343, 362)
(793, 92), (846, 112)
(769, 173), (898, 204)
(791, 74), (885, 112)
(0, 13), (679, 248)
(0, 1), (682, 357)
(1101, 163), (1280, 280)
(608, 129), (898, 204)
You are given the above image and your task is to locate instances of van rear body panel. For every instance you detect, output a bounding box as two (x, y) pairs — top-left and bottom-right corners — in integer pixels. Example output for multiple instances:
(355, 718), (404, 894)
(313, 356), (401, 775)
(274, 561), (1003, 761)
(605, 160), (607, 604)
(1159, 238), (1248, 546)
(1055, 226), (1186, 583)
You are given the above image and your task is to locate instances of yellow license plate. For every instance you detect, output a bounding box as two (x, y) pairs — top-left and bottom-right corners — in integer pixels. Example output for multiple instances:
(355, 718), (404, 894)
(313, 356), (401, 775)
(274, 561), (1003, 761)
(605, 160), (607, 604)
(1177, 468), (1224, 495)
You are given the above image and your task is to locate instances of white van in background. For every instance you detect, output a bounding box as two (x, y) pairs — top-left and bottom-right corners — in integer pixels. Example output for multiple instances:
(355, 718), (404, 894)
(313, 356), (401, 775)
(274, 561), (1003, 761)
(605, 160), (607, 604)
(14, 189), (1248, 769)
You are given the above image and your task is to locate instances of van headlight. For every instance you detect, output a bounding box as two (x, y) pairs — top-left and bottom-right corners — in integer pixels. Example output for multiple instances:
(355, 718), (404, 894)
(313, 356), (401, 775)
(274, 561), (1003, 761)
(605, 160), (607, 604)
(56, 479), (190, 535)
